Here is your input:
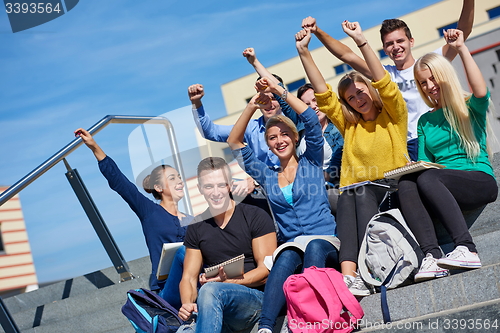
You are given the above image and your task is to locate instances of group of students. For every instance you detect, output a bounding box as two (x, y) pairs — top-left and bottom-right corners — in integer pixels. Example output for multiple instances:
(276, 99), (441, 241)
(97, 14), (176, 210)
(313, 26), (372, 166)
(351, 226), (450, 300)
(75, 1), (499, 332)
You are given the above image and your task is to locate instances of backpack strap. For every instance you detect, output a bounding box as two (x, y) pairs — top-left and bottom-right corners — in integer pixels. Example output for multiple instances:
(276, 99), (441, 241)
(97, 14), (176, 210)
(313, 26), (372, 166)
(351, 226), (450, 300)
(304, 267), (364, 332)
(300, 267), (339, 324)
(322, 268), (364, 321)
(379, 255), (408, 323)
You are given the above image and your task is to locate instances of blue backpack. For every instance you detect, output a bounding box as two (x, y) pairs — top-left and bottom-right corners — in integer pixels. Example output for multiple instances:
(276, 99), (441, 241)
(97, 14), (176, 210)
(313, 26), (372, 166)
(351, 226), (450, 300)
(121, 288), (183, 333)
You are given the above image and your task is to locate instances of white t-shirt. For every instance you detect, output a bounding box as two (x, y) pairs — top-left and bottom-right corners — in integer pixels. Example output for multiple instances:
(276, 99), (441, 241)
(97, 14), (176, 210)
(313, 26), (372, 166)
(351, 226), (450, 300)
(383, 47), (443, 141)
(297, 136), (332, 171)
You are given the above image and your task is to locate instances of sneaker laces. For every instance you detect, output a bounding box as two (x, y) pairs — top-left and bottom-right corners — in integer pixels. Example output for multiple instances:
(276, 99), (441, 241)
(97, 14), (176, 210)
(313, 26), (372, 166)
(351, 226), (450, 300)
(445, 246), (471, 260)
(350, 273), (368, 291)
(419, 253), (436, 271)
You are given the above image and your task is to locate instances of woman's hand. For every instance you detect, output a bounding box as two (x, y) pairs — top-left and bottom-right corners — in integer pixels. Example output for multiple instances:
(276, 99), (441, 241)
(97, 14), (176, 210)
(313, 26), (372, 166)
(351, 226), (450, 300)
(342, 20), (365, 46)
(255, 77), (280, 95)
(249, 91), (273, 111)
(295, 28), (312, 52)
(74, 128), (106, 161)
(444, 29), (465, 51)
(74, 128), (96, 148)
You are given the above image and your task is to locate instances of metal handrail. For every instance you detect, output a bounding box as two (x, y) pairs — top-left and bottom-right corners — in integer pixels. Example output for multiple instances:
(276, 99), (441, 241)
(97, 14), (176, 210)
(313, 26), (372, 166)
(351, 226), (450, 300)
(0, 115), (193, 215)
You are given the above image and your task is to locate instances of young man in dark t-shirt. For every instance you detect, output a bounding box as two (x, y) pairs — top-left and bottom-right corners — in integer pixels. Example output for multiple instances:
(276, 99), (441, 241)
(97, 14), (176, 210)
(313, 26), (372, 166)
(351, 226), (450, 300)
(177, 157), (277, 333)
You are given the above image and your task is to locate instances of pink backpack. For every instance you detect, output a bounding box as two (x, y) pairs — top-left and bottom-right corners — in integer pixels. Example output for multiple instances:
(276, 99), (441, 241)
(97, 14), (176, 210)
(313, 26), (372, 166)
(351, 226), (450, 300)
(283, 266), (364, 333)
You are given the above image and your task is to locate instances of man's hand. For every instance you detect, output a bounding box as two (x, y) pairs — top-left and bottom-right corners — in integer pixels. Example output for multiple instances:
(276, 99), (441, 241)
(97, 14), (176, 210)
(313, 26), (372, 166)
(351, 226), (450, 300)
(243, 47), (257, 65)
(178, 303), (197, 321)
(199, 267), (228, 286)
(188, 84), (204, 101)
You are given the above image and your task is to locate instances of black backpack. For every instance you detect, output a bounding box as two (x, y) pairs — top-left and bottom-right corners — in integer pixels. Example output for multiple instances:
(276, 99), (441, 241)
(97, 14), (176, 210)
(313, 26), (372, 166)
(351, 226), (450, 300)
(121, 288), (183, 333)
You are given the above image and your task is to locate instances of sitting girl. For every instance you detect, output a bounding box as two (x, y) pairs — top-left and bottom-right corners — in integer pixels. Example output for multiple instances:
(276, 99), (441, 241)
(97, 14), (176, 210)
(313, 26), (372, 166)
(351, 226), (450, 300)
(296, 21), (408, 296)
(227, 80), (339, 333)
(75, 128), (190, 309)
(397, 29), (498, 282)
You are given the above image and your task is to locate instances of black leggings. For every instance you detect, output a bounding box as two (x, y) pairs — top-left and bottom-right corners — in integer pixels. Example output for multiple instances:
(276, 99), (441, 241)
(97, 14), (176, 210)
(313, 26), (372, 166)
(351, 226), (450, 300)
(337, 185), (389, 263)
(398, 169), (498, 258)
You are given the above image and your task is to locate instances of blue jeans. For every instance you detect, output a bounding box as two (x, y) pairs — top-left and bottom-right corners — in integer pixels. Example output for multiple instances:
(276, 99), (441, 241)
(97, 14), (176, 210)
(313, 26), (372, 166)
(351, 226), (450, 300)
(176, 282), (264, 333)
(259, 239), (340, 331)
(159, 245), (185, 310)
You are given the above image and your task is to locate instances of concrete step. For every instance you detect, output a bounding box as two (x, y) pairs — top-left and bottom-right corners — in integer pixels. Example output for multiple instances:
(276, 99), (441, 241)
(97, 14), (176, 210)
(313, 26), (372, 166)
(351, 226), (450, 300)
(359, 298), (500, 332)
(0, 267), (150, 333)
(358, 260), (500, 326)
(15, 302), (135, 333)
(3, 255), (152, 316)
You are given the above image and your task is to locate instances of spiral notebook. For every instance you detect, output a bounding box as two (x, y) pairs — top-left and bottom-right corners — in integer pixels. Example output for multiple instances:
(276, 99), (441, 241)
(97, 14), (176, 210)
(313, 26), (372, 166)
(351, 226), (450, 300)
(384, 161), (445, 180)
(204, 254), (245, 279)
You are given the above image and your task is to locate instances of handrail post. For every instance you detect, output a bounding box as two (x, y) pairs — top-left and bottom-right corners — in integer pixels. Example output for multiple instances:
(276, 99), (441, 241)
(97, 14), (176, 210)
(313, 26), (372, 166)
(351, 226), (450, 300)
(63, 159), (135, 282)
(0, 297), (20, 333)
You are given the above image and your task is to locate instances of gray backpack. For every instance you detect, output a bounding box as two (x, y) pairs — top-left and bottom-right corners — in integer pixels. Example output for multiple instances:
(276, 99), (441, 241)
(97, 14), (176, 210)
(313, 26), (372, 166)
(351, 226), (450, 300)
(358, 209), (424, 322)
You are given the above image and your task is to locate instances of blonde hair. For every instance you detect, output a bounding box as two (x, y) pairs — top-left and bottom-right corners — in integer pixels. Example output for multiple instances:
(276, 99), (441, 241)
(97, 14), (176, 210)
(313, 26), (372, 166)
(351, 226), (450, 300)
(265, 115), (299, 143)
(414, 52), (480, 159)
(337, 71), (383, 124)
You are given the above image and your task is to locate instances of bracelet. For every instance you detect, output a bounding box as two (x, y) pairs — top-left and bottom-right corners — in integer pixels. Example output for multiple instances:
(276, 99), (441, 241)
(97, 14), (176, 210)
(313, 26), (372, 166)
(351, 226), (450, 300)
(357, 41), (367, 48)
(280, 89), (288, 101)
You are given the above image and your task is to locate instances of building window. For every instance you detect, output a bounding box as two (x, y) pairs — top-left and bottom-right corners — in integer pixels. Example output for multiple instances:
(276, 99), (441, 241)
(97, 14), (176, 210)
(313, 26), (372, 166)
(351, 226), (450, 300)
(437, 22), (458, 37)
(334, 64), (352, 75)
(378, 49), (388, 59)
(287, 78), (306, 92)
(487, 6), (500, 20)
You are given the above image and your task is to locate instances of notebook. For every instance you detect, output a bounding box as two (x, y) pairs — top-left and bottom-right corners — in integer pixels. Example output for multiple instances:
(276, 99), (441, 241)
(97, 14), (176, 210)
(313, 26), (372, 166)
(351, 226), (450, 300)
(384, 161), (445, 180)
(204, 254), (245, 279)
(156, 242), (183, 280)
(339, 180), (390, 192)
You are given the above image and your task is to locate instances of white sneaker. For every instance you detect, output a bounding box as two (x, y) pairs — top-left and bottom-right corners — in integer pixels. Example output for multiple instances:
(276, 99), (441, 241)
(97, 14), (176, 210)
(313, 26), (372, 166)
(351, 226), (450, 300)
(346, 273), (374, 297)
(415, 253), (450, 282)
(437, 246), (482, 269)
(257, 329), (272, 333)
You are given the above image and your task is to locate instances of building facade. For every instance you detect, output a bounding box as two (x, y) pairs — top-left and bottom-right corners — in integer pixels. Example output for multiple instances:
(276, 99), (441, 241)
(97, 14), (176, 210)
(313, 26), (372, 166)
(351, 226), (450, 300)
(0, 186), (38, 296)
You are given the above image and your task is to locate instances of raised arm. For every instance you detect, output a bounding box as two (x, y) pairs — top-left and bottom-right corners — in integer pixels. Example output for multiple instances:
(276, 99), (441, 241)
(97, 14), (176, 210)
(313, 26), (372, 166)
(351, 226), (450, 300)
(442, 0), (475, 61)
(302, 16), (372, 79)
(342, 21), (385, 82)
(243, 47), (301, 128)
(445, 29), (486, 98)
(75, 128), (106, 161)
(188, 84), (233, 142)
(295, 28), (329, 94)
(243, 48), (280, 85)
(227, 93), (262, 150)
(255, 77), (309, 115)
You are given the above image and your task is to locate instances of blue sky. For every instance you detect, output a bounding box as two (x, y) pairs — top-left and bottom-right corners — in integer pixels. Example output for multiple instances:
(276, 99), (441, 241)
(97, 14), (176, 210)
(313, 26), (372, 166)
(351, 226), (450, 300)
(0, 0), (442, 284)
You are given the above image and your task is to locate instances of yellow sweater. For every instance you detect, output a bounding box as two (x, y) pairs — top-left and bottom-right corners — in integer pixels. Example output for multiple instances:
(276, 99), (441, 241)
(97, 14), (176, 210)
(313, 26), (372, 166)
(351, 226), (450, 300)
(315, 71), (408, 188)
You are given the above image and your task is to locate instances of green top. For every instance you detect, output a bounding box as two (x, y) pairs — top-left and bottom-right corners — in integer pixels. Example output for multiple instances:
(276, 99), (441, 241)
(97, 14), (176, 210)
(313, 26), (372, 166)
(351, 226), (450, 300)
(417, 91), (494, 178)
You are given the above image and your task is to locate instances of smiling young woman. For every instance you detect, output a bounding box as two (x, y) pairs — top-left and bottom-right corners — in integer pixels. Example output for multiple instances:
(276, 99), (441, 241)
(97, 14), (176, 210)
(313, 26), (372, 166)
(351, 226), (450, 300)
(295, 21), (408, 296)
(398, 29), (498, 282)
(227, 77), (339, 333)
